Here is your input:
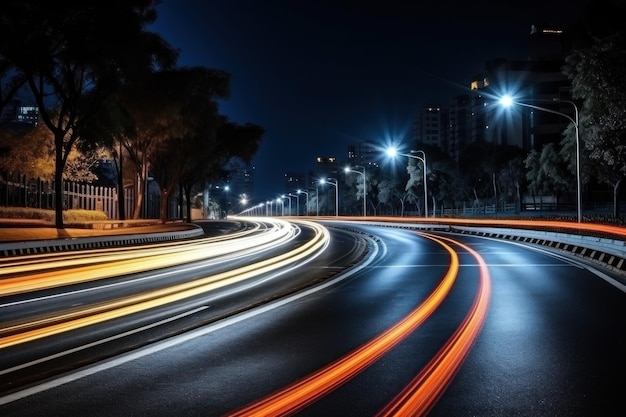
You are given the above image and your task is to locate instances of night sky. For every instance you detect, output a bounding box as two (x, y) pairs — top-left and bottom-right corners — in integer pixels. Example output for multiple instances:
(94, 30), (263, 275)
(150, 0), (584, 199)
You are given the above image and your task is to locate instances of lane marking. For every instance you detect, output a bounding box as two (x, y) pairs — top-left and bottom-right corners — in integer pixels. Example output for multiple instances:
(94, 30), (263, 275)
(0, 307), (209, 377)
(375, 233), (491, 416)
(225, 234), (459, 417)
(0, 228), (379, 406)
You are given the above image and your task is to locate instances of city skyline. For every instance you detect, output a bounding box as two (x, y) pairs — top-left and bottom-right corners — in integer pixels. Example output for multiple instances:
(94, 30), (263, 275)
(150, 1), (585, 200)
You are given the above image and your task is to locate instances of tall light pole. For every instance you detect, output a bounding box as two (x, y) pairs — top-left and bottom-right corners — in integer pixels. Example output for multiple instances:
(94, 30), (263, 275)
(315, 181), (320, 216)
(386, 147), (428, 218)
(297, 189), (309, 215)
(500, 95), (582, 223)
(276, 197), (284, 216)
(344, 165), (366, 216)
(224, 185), (231, 217)
(320, 178), (338, 216)
(281, 194), (291, 216)
(289, 193), (299, 216)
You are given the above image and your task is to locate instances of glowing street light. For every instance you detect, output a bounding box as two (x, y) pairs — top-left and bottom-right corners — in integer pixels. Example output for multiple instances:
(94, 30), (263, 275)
(274, 197), (282, 216)
(297, 189), (309, 215)
(281, 194), (291, 216)
(288, 193), (299, 216)
(386, 147), (428, 218)
(315, 181), (321, 216)
(500, 95), (581, 223)
(319, 178), (338, 216)
(344, 166), (366, 216)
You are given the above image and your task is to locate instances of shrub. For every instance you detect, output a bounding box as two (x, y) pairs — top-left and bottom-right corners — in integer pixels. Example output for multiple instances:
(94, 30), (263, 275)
(0, 207), (108, 222)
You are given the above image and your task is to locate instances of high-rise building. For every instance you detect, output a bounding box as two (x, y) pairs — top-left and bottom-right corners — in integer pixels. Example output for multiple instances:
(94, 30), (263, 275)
(447, 94), (472, 160)
(229, 165), (255, 201)
(416, 106), (447, 151)
(483, 23), (573, 152)
(347, 141), (379, 169)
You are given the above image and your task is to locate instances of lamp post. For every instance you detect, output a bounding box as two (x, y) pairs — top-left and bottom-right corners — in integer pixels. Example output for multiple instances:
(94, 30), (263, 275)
(277, 195), (285, 217)
(315, 182), (320, 216)
(344, 165), (367, 216)
(500, 95), (581, 223)
(320, 178), (338, 216)
(281, 194), (291, 216)
(288, 193), (299, 216)
(297, 189), (309, 215)
(386, 147), (428, 218)
(276, 197), (285, 216)
(223, 185), (231, 218)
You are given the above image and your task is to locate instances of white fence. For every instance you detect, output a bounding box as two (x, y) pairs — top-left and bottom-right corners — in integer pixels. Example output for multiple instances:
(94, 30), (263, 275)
(1, 174), (134, 219)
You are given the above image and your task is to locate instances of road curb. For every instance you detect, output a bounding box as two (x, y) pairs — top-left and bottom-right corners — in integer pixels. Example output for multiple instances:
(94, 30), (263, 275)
(450, 226), (626, 275)
(0, 226), (204, 257)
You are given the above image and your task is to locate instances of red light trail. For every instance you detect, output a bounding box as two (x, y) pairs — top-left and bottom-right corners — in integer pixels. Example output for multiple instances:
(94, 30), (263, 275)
(226, 232), (491, 416)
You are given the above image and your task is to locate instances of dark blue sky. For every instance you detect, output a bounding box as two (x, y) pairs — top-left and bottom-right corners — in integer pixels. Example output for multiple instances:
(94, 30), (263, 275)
(150, 0), (583, 199)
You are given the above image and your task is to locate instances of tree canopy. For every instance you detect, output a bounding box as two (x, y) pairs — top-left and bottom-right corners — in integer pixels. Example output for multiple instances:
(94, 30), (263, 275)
(563, 1), (626, 217)
(0, 1), (178, 227)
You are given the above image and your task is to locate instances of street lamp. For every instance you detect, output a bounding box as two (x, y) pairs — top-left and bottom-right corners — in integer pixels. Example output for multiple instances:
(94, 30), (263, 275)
(278, 195), (289, 216)
(386, 147), (428, 218)
(281, 194), (292, 216)
(344, 166), (366, 216)
(319, 178), (338, 216)
(222, 185), (231, 217)
(500, 95), (581, 223)
(297, 189), (309, 215)
(276, 197), (284, 216)
(315, 181), (321, 216)
(288, 193), (299, 216)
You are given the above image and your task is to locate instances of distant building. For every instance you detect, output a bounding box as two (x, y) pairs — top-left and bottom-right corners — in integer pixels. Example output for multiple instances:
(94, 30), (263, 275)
(347, 141), (379, 169)
(315, 156), (339, 180)
(484, 23), (573, 152)
(447, 94), (472, 160)
(416, 106), (447, 152)
(0, 100), (39, 125)
(229, 164), (255, 201)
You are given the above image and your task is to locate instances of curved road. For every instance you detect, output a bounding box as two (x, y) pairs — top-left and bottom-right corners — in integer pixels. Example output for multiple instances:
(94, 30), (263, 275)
(1, 220), (624, 416)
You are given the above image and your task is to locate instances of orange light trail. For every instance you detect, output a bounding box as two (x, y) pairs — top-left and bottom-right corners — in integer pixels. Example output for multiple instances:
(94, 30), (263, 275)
(0, 220), (329, 349)
(375, 234), (492, 416)
(320, 215), (626, 239)
(225, 234), (460, 417)
(0, 222), (264, 272)
(0, 219), (296, 296)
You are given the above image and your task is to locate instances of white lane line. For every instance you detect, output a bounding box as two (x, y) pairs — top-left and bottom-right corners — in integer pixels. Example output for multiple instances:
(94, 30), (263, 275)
(0, 234), (382, 405)
(0, 307), (209, 377)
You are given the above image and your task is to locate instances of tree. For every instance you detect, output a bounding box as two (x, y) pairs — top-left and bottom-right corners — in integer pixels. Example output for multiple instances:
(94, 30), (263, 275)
(563, 33), (626, 217)
(78, 95), (138, 220)
(0, 45), (27, 116)
(179, 117), (263, 221)
(115, 67), (237, 221)
(525, 144), (571, 209)
(0, 2), (177, 228)
(0, 123), (54, 179)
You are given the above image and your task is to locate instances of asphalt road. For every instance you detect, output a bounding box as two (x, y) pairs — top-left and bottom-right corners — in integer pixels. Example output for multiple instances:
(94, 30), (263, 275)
(1, 221), (624, 416)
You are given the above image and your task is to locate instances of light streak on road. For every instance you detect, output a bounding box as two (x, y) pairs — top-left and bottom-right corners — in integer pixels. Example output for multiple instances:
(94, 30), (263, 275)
(0, 219), (298, 296)
(0, 222), (264, 272)
(375, 233), (492, 417)
(0, 220), (330, 349)
(226, 233), (461, 417)
(321, 215), (626, 238)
